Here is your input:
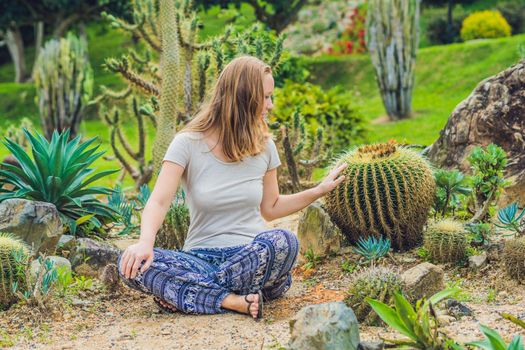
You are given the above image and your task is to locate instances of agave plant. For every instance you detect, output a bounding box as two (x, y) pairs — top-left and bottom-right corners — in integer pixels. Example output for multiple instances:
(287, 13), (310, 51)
(353, 236), (391, 264)
(496, 203), (525, 237)
(107, 185), (138, 235)
(0, 129), (118, 235)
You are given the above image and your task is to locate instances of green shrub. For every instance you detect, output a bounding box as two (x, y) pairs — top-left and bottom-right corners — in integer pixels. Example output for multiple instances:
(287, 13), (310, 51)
(425, 6), (467, 45)
(272, 81), (366, 154)
(433, 169), (471, 218)
(496, 0), (525, 35)
(461, 10), (512, 41)
(0, 129), (118, 236)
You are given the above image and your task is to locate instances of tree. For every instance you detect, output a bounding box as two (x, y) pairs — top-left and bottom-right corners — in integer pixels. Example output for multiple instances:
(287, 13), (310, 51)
(422, 0), (476, 44)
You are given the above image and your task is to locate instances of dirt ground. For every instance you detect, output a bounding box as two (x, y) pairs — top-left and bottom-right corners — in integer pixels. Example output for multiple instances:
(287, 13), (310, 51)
(1, 212), (524, 349)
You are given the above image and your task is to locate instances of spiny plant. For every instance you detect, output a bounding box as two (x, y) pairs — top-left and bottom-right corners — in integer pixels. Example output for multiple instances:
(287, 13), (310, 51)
(353, 236), (391, 265)
(97, 0), (285, 185)
(433, 169), (471, 218)
(0, 129), (119, 236)
(345, 266), (404, 325)
(325, 141), (436, 251)
(496, 203), (525, 237)
(367, 288), (461, 350)
(423, 219), (469, 264)
(503, 236), (525, 281)
(0, 233), (29, 310)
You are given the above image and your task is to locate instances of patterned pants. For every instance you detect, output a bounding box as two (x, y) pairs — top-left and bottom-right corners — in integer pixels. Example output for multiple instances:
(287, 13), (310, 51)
(117, 229), (299, 314)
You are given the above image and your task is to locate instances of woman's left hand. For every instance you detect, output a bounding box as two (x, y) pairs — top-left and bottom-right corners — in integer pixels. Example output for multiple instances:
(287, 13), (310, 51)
(315, 162), (348, 196)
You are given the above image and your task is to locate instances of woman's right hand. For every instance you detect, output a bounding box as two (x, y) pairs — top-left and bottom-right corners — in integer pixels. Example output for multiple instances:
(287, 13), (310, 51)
(119, 241), (154, 279)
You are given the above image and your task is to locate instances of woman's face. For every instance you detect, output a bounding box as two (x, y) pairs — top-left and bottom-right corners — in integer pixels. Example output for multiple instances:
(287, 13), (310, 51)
(262, 74), (274, 121)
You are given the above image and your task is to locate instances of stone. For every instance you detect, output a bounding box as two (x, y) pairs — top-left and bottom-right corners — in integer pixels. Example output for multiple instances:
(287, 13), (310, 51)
(487, 242), (504, 262)
(401, 262), (444, 301)
(99, 263), (121, 294)
(30, 256), (72, 279)
(358, 341), (384, 350)
(428, 61), (525, 207)
(446, 299), (473, 318)
(437, 315), (456, 326)
(57, 235), (77, 252)
(69, 238), (122, 275)
(297, 201), (343, 257)
(288, 302), (360, 350)
(468, 253), (488, 270)
(0, 198), (62, 255)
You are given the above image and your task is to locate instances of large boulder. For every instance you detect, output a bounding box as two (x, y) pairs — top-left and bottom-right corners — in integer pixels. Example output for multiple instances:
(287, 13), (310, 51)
(0, 198), (62, 255)
(428, 60), (525, 206)
(69, 238), (122, 276)
(401, 262), (444, 301)
(297, 201), (343, 258)
(288, 302), (360, 350)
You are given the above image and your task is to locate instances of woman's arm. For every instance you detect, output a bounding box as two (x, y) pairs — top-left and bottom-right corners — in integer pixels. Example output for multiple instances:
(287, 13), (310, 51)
(260, 163), (347, 221)
(120, 161), (184, 278)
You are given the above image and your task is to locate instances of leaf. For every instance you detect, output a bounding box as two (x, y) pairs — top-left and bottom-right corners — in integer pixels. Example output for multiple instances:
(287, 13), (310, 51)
(367, 298), (416, 340)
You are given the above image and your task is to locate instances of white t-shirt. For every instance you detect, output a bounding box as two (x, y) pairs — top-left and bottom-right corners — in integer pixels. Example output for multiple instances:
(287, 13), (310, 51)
(163, 131), (281, 251)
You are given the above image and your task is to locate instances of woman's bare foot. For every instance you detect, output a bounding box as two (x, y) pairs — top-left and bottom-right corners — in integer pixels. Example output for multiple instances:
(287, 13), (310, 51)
(155, 297), (177, 312)
(221, 293), (260, 319)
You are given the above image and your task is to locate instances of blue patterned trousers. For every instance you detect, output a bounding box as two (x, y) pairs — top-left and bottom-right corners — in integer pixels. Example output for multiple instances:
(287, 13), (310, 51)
(117, 229), (299, 314)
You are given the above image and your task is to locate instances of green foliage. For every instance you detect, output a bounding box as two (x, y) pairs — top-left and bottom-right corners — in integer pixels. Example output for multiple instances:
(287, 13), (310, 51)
(272, 53), (310, 88)
(0, 233), (29, 310)
(367, 288), (461, 350)
(33, 33), (94, 140)
(341, 259), (359, 274)
(346, 266), (404, 325)
(424, 219), (468, 264)
(325, 142), (436, 251)
(501, 312), (525, 330)
(496, 1), (525, 35)
(272, 81), (366, 154)
(496, 203), (525, 237)
(465, 222), (492, 246)
(503, 236), (525, 281)
(425, 5), (468, 45)
(433, 169), (471, 218)
(303, 248), (321, 270)
(107, 185), (139, 235)
(4, 118), (34, 152)
(0, 129), (119, 236)
(417, 246), (431, 261)
(467, 324), (524, 350)
(461, 10), (512, 41)
(353, 236), (391, 264)
(468, 144), (508, 222)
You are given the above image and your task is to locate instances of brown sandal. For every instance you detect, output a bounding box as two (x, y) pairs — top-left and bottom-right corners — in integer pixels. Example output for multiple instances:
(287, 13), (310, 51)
(244, 291), (264, 320)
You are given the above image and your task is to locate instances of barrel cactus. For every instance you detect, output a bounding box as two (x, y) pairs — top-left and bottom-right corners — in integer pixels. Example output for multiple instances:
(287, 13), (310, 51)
(503, 237), (525, 281)
(0, 232), (29, 309)
(325, 141), (435, 251)
(424, 219), (468, 263)
(345, 266), (404, 325)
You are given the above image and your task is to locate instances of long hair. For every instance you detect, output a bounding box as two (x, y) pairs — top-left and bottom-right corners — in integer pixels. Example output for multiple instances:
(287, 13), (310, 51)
(181, 56), (272, 162)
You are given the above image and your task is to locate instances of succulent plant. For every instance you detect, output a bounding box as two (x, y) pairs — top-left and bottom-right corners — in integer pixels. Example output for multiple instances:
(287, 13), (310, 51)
(423, 219), (468, 264)
(353, 236), (391, 264)
(0, 232), (29, 309)
(345, 265), (404, 325)
(325, 141), (435, 251)
(503, 236), (525, 281)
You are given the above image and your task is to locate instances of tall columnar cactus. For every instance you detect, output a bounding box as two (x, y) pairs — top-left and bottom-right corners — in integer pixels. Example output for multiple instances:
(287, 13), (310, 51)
(98, 0), (285, 184)
(423, 219), (468, 263)
(0, 232), (29, 309)
(345, 266), (404, 325)
(366, 0), (420, 120)
(503, 237), (525, 281)
(33, 32), (93, 140)
(325, 141), (435, 251)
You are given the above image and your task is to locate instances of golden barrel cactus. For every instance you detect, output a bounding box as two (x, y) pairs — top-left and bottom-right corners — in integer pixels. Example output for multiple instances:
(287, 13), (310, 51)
(325, 141), (435, 251)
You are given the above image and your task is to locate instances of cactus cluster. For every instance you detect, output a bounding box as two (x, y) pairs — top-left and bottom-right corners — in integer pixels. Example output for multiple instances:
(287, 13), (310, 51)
(423, 219), (468, 263)
(503, 237), (525, 281)
(345, 266), (404, 325)
(325, 141), (435, 251)
(0, 232), (29, 309)
(155, 198), (190, 250)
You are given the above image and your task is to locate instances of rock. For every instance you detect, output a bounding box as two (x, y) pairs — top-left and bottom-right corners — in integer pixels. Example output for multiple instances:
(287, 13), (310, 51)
(0, 198), (62, 255)
(437, 315), (456, 326)
(468, 253), (488, 270)
(401, 262), (444, 301)
(358, 341), (384, 350)
(57, 235), (77, 252)
(30, 256), (72, 279)
(99, 263), (121, 294)
(288, 302), (360, 350)
(297, 201), (343, 257)
(487, 242), (504, 262)
(69, 238), (122, 275)
(428, 60), (525, 207)
(446, 299), (473, 318)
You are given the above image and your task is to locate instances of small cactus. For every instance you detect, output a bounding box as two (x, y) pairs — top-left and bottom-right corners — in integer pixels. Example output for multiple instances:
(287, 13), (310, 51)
(424, 219), (468, 264)
(345, 266), (404, 325)
(503, 237), (525, 281)
(155, 191), (190, 250)
(0, 232), (29, 309)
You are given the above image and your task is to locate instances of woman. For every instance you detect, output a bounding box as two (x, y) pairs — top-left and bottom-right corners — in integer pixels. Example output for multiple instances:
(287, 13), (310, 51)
(118, 55), (347, 320)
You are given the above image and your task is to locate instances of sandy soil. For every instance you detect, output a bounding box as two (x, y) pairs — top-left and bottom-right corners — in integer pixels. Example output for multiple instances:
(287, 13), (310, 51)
(1, 212), (524, 349)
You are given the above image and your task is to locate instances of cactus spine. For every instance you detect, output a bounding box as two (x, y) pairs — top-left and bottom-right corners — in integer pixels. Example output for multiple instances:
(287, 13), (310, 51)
(325, 141), (435, 251)
(0, 233), (29, 309)
(503, 237), (525, 281)
(366, 0), (420, 120)
(33, 33), (93, 139)
(423, 219), (468, 263)
(346, 266), (404, 325)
